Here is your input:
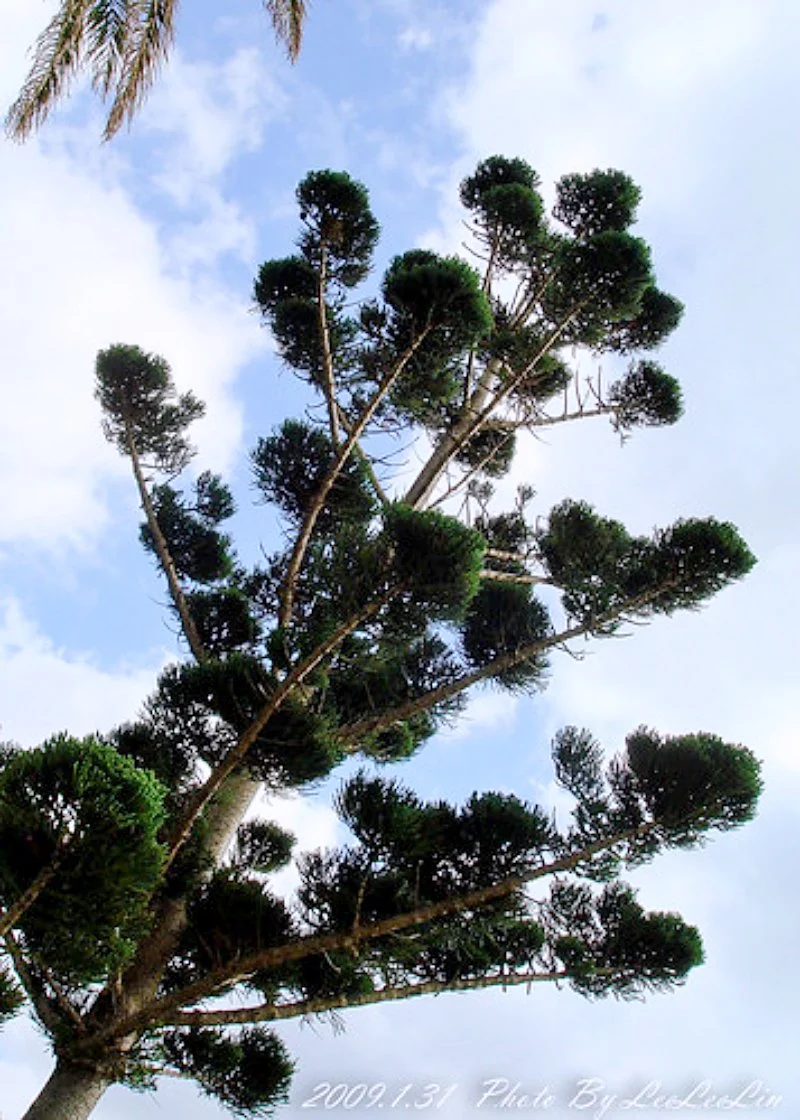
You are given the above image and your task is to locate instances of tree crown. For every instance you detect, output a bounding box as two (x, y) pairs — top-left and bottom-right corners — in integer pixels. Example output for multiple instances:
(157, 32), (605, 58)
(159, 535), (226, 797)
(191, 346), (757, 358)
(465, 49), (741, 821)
(5, 158), (761, 1119)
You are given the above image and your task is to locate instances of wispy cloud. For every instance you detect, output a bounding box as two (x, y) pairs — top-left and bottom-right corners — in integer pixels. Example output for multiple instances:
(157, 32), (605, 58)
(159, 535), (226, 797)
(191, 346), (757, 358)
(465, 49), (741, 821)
(0, 35), (287, 554)
(397, 25), (435, 52)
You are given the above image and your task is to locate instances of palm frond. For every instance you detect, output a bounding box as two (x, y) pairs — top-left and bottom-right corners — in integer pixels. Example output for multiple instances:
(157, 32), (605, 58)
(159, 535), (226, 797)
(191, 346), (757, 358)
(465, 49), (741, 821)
(6, 0), (308, 142)
(86, 0), (137, 98)
(102, 0), (178, 140)
(4, 0), (94, 140)
(264, 0), (309, 61)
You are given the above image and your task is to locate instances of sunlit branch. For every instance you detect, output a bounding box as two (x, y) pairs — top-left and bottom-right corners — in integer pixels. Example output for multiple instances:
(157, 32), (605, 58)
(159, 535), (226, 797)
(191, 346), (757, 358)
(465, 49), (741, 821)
(405, 310), (582, 510)
(316, 247), (340, 447)
(479, 569), (550, 586)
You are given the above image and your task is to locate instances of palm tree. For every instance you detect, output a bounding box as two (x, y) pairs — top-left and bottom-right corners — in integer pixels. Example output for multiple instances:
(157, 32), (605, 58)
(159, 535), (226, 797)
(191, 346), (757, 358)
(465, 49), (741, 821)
(5, 0), (310, 142)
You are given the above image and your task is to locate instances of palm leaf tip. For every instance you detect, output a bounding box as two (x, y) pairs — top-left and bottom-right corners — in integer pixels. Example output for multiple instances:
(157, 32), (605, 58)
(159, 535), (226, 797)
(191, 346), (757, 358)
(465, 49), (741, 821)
(264, 0), (309, 61)
(4, 0), (94, 141)
(101, 0), (179, 140)
(5, 0), (180, 142)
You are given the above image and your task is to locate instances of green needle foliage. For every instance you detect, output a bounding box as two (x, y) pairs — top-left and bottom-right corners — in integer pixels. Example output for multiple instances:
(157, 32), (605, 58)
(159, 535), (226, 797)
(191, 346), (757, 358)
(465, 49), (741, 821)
(0, 735), (166, 983)
(297, 170), (380, 285)
(251, 421), (376, 530)
(96, 343), (205, 474)
(161, 1026), (294, 1117)
(553, 169), (643, 239)
(9, 160), (761, 1120)
(0, 966), (24, 1025)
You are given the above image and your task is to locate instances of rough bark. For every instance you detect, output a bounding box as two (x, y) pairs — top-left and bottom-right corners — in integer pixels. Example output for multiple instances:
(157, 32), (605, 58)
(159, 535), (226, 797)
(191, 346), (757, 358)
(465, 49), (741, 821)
(21, 1060), (111, 1120)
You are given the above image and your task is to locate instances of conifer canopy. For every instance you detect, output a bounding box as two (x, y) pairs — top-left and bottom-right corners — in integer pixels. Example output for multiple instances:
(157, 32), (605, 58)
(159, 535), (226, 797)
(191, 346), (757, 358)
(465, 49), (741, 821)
(7, 159), (761, 1120)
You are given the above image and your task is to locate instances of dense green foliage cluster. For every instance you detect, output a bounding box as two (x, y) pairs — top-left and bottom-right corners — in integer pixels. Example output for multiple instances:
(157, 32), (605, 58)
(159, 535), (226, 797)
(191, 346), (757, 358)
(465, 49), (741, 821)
(0, 736), (166, 982)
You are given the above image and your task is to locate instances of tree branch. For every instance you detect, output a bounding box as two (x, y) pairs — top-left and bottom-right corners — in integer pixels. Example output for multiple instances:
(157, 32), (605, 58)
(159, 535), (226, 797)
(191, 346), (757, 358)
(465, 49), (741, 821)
(336, 404), (390, 505)
(124, 422), (207, 664)
(316, 247), (340, 447)
(404, 311), (582, 510)
(478, 569), (550, 586)
(3, 932), (71, 1037)
(27, 948), (88, 1032)
(532, 405), (611, 429)
(336, 583), (675, 748)
(429, 396), (614, 515)
(162, 968), (570, 1028)
(485, 548), (533, 564)
(509, 269), (558, 329)
(278, 329), (431, 628)
(81, 822), (650, 1045)
(0, 835), (70, 940)
(428, 423), (520, 512)
(163, 585), (402, 870)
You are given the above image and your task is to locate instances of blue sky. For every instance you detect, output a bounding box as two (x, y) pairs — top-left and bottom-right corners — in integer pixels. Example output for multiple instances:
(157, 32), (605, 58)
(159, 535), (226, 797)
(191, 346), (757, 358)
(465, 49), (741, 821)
(1, 1), (799, 1116)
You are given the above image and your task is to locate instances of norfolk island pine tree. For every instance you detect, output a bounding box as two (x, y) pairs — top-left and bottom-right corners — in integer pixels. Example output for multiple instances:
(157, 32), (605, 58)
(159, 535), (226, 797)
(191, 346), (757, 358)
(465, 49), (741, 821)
(0, 159), (761, 1120)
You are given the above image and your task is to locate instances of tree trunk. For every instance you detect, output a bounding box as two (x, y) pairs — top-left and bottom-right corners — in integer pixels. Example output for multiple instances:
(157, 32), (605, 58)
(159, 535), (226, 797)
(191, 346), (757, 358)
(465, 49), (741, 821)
(20, 772), (261, 1120)
(21, 1060), (111, 1120)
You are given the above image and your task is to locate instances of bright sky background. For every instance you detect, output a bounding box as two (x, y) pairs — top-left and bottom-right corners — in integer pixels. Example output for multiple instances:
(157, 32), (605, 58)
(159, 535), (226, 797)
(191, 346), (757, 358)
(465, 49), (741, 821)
(1, 0), (799, 1116)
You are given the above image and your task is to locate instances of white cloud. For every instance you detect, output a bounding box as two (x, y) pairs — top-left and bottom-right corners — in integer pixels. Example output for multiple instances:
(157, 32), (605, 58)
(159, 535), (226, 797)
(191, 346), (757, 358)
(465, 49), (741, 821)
(311, 4), (800, 1112)
(141, 47), (288, 208)
(398, 25), (434, 52)
(0, 593), (343, 1117)
(420, 0), (800, 780)
(4, 2), (800, 1115)
(0, 17), (283, 556)
(0, 136), (262, 548)
(442, 0), (773, 195)
(439, 686), (519, 743)
(0, 598), (164, 746)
